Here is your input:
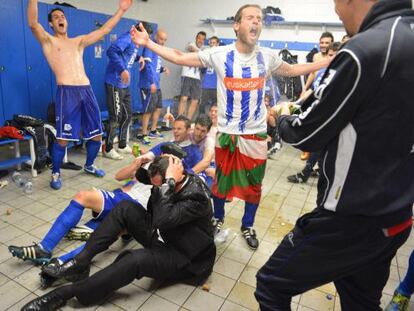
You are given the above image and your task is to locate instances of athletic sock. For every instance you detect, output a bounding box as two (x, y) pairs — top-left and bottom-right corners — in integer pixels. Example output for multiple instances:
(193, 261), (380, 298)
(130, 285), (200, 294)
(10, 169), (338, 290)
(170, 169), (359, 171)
(85, 140), (101, 167)
(40, 200), (84, 253)
(241, 202), (259, 228)
(52, 142), (66, 174)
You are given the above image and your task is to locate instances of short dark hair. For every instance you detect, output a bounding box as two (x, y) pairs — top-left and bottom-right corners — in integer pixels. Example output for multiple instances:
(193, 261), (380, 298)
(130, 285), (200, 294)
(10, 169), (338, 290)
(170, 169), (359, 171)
(48, 8), (65, 23)
(234, 4), (262, 23)
(195, 114), (212, 131)
(175, 115), (191, 129)
(320, 32), (334, 42)
(328, 41), (342, 52)
(135, 21), (153, 36)
(148, 156), (169, 181)
(209, 36), (219, 43)
(196, 31), (207, 39)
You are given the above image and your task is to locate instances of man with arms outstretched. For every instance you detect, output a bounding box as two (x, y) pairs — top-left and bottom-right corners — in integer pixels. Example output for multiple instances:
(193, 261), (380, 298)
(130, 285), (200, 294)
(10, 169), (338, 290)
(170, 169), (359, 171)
(27, 0), (132, 190)
(130, 4), (328, 249)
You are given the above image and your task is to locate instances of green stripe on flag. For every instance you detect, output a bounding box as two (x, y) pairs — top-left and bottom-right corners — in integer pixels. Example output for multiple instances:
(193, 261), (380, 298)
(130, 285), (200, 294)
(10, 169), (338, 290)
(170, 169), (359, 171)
(216, 162), (266, 194)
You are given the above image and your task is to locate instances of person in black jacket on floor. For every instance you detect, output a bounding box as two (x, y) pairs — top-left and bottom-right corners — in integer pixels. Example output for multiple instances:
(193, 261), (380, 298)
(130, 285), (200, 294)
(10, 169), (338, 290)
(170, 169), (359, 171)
(22, 155), (215, 311)
(255, 0), (414, 310)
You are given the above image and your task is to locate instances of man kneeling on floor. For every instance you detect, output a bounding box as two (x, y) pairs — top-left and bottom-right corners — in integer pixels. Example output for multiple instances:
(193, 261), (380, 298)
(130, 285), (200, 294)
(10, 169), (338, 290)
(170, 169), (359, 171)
(22, 155), (216, 311)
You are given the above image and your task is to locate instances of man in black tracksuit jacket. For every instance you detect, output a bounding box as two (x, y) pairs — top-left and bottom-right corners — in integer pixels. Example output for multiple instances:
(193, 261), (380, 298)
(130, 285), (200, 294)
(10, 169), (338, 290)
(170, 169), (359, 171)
(255, 0), (414, 310)
(22, 156), (216, 310)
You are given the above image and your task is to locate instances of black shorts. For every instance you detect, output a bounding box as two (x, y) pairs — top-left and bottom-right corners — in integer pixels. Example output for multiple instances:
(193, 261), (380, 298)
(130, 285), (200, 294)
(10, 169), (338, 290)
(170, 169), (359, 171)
(180, 77), (201, 100)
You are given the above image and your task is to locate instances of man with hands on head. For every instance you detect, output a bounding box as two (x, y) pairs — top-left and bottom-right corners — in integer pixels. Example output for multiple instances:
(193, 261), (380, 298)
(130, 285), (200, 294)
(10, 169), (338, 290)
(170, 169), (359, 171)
(22, 154), (215, 311)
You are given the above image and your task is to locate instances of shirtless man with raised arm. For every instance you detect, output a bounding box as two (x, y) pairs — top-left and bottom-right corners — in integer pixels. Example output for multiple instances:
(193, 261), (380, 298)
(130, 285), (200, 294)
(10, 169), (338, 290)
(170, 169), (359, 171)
(27, 0), (132, 190)
(130, 4), (329, 250)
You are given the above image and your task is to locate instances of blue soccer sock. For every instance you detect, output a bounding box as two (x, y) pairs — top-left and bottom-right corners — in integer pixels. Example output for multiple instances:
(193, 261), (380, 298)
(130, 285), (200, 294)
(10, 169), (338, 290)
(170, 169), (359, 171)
(398, 250), (414, 296)
(213, 196), (226, 221)
(58, 244), (85, 263)
(85, 140), (101, 167)
(40, 200), (84, 253)
(241, 202), (259, 228)
(52, 142), (66, 174)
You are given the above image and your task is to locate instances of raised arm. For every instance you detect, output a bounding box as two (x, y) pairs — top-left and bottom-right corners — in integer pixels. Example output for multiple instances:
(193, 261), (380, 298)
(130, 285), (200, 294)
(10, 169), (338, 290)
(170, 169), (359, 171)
(115, 152), (155, 181)
(275, 58), (329, 77)
(131, 25), (203, 67)
(27, 0), (50, 45)
(80, 0), (132, 47)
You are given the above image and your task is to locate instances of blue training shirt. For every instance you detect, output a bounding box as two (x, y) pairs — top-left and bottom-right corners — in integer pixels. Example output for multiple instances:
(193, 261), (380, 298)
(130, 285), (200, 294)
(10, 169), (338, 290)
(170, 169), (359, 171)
(139, 47), (163, 90)
(201, 67), (217, 89)
(105, 31), (140, 89)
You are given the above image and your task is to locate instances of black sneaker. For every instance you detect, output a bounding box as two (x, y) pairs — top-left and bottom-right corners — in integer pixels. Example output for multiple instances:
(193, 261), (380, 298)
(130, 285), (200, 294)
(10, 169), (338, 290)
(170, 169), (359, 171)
(42, 258), (90, 283)
(21, 288), (67, 311)
(287, 173), (308, 184)
(8, 243), (51, 265)
(39, 258), (59, 289)
(241, 227), (259, 250)
(310, 169), (319, 178)
(212, 218), (224, 236)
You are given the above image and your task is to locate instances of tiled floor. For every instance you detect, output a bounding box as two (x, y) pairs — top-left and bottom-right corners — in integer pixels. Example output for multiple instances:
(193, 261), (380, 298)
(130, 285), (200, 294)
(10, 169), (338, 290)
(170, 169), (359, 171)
(1, 135), (413, 310)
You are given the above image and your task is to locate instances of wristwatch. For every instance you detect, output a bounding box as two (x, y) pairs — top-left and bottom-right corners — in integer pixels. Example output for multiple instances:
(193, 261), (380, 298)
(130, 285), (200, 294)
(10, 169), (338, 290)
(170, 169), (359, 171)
(160, 177), (175, 196)
(166, 177), (176, 189)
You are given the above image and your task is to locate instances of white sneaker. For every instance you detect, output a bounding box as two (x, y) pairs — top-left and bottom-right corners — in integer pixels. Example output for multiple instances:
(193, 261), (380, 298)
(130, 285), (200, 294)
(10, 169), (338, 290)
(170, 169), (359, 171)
(104, 149), (124, 160)
(118, 145), (132, 154)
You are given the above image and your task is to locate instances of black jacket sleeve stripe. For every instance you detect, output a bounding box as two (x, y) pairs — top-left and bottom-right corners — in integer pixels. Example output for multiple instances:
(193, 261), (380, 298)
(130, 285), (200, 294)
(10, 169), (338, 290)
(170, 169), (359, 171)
(381, 16), (401, 78)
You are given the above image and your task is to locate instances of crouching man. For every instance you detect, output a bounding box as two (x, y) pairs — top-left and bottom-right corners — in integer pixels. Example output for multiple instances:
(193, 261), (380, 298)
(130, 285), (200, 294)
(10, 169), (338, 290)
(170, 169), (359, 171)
(22, 155), (215, 311)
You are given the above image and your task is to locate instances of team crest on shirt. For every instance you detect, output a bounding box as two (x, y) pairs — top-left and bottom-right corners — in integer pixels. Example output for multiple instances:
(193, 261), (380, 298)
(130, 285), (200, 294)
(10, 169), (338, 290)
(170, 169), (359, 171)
(64, 124), (72, 131)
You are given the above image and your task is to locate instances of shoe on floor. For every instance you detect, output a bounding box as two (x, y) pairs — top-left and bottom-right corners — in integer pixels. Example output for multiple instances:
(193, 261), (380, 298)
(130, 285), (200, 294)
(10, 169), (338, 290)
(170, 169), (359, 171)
(241, 227), (259, 250)
(148, 130), (164, 138)
(212, 218), (224, 236)
(384, 291), (410, 311)
(50, 173), (62, 190)
(8, 243), (51, 265)
(310, 169), (319, 178)
(66, 225), (94, 241)
(137, 135), (151, 145)
(40, 258), (60, 289)
(118, 145), (132, 154)
(84, 165), (105, 177)
(300, 152), (310, 160)
(287, 173), (308, 184)
(21, 288), (67, 311)
(104, 148), (124, 160)
(42, 258), (90, 282)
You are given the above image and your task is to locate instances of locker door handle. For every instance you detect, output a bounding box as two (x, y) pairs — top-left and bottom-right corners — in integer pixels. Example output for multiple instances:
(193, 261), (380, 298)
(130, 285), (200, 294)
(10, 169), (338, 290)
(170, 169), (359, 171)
(28, 65), (32, 71)
(0, 66), (4, 71)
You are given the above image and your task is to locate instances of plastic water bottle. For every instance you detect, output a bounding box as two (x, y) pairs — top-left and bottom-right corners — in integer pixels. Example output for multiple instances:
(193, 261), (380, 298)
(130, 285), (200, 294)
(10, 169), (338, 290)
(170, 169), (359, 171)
(214, 228), (230, 244)
(12, 171), (25, 188)
(24, 181), (33, 194)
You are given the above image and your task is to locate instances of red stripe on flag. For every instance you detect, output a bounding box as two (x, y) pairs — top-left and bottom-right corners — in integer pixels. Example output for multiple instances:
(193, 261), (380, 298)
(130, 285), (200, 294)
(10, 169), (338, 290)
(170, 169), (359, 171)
(215, 146), (266, 176)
